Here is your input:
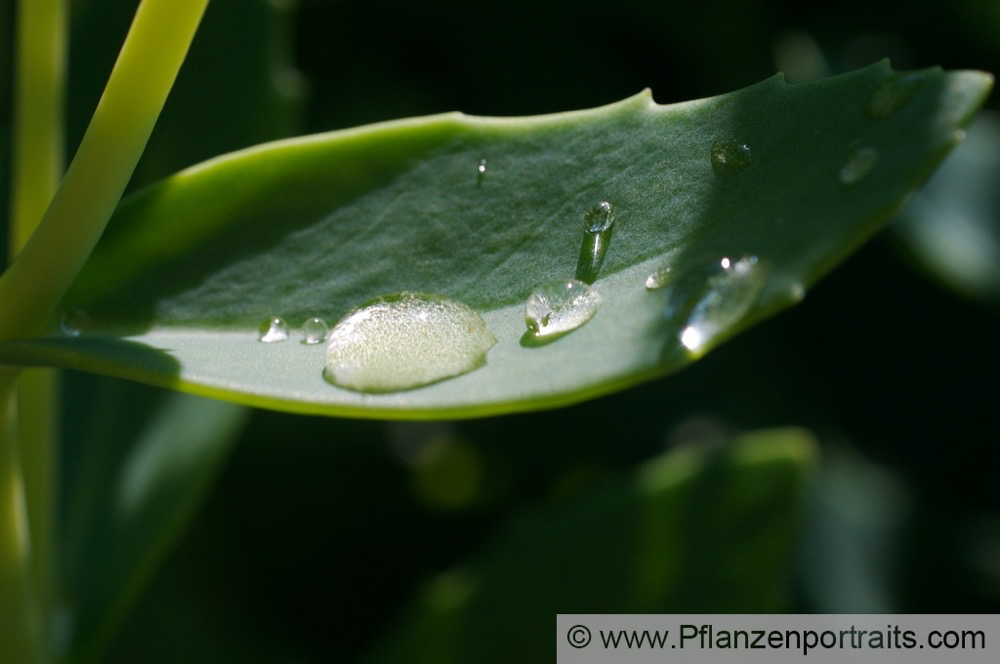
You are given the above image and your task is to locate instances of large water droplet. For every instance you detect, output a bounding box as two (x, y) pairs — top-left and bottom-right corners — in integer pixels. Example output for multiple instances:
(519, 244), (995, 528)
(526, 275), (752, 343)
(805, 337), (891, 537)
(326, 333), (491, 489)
(710, 140), (752, 175)
(324, 292), (495, 393)
(839, 145), (878, 185)
(865, 72), (923, 118)
(301, 317), (329, 345)
(665, 256), (765, 355)
(258, 317), (289, 343)
(524, 279), (601, 341)
(575, 201), (616, 284)
(60, 309), (91, 337)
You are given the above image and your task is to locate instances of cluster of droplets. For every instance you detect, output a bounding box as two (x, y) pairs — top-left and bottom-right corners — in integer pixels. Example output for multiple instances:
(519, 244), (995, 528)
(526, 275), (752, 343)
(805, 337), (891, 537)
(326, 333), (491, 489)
(264, 70), (929, 394)
(257, 316), (330, 344)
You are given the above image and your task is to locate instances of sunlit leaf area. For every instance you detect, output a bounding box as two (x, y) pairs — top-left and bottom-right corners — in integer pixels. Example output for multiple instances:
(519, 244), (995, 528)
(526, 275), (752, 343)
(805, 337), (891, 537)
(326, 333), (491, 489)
(1, 0), (998, 661)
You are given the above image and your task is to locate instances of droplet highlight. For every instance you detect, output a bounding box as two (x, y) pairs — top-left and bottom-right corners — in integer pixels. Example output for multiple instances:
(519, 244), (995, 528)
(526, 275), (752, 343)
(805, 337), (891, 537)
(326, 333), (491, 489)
(258, 317), (289, 343)
(301, 317), (329, 345)
(524, 279), (601, 341)
(324, 292), (495, 393)
(575, 201), (617, 284)
(60, 309), (91, 337)
(644, 265), (672, 290)
(477, 159), (487, 185)
(664, 256), (765, 355)
(710, 140), (752, 175)
(865, 72), (924, 118)
(839, 146), (878, 185)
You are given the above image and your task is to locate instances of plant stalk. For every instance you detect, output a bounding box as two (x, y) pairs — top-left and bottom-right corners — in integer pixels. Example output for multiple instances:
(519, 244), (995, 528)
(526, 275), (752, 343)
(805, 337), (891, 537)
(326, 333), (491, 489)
(9, 2), (69, 652)
(0, 0), (212, 342)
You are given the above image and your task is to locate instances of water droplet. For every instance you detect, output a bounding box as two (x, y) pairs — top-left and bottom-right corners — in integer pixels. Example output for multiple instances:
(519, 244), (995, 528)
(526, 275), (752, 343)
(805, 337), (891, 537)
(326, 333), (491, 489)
(258, 317), (289, 343)
(301, 317), (329, 345)
(575, 201), (617, 284)
(664, 256), (765, 355)
(865, 72), (923, 118)
(710, 140), (752, 175)
(525, 279), (601, 341)
(60, 309), (91, 337)
(324, 292), (495, 393)
(476, 159), (487, 186)
(645, 265), (672, 290)
(839, 145), (878, 185)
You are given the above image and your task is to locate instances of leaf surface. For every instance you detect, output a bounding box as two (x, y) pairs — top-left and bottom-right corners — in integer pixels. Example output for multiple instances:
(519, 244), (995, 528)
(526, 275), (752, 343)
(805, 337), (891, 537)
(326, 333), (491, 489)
(0, 63), (991, 417)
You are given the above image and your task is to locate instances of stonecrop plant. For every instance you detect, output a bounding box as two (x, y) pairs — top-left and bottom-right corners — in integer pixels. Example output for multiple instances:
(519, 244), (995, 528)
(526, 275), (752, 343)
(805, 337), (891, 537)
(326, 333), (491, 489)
(0, 0), (993, 661)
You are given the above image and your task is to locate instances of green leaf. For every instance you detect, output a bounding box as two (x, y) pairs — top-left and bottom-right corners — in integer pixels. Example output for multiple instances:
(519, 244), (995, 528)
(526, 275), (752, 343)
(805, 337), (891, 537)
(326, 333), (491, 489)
(363, 428), (817, 663)
(58, 376), (247, 661)
(0, 62), (991, 417)
(893, 111), (1000, 304)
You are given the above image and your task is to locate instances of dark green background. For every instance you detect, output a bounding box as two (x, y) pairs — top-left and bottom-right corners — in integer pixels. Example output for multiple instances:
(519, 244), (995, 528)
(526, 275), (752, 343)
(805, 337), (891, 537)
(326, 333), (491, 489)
(3, 0), (999, 661)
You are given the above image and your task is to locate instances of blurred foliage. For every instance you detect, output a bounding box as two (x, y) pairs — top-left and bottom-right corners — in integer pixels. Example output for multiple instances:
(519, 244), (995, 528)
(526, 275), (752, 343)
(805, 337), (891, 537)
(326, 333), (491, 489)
(2, 0), (998, 661)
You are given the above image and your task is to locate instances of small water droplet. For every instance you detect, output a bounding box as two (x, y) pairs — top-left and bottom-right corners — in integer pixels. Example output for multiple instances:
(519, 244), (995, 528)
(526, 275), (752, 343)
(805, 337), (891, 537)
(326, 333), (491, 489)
(324, 292), (495, 393)
(865, 72), (924, 118)
(258, 317), (289, 343)
(839, 145), (878, 185)
(710, 140), (752, 175)
(476, 159), (487, 186)
(301, 317), (329, 345)
(645, 265), (672, 290)
(665, 255), (765, 355)
(575, 201), (617, 284)
(524, 279), (601, 341)
(60, 309), (91, 337)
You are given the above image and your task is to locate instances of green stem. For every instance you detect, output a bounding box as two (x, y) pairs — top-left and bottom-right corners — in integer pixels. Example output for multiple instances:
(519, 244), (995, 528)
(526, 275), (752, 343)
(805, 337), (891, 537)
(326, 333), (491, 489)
(9, 4), (68, 654)
(0, 0), (211, 342)
(0, 371), (45, 664)
(9, 0), (67, 255)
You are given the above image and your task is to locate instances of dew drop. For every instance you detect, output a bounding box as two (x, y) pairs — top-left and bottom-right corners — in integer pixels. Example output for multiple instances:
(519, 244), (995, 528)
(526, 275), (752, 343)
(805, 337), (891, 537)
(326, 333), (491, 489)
(258, 317), (289, 343)
(710, 140), (752, 175)
(476, 159), (487, 186)
(60, 309), (91, 337)
(865, 72), (924, 119)
(324, 292), (495, 393)
(301, 317), (329, 345)
(839, 146), (878, 185)
(665, 256), (765, 355)
(645, 265), (672, 290)
(524, 279), (601, 340)
(575, 201), (617, 284)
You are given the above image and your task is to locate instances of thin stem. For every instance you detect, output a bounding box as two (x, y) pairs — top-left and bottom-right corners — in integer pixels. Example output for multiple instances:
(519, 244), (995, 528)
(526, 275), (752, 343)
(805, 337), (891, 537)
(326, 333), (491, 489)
(9, 3), (68, 650)
(0, 371), (44, 664)
(0, 0), (211, 342)
(9, 0), (67, 255)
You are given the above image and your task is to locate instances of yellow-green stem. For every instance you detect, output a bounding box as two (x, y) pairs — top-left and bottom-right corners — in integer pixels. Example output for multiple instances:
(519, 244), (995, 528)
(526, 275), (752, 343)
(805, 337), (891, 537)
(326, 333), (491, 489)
(1, 1), (211, 661)
(0, 0), (211, 341)
(9, 4), (68, 651)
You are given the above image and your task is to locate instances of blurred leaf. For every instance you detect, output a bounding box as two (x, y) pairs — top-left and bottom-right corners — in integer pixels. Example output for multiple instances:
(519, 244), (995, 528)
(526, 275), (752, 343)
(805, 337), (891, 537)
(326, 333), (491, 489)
(893, 111), (1000, 304)
(363, 428), (817, 663)
(52, 1), (298, 659)
(0, 63), (990, 418)
(58, 375), (247, 662)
